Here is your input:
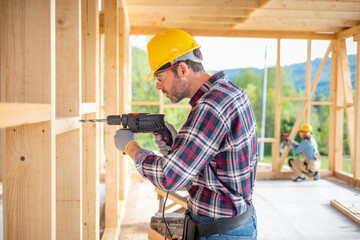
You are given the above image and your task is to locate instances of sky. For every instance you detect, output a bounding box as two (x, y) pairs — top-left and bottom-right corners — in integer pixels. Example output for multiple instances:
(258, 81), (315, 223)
(130, 35), (357, 71)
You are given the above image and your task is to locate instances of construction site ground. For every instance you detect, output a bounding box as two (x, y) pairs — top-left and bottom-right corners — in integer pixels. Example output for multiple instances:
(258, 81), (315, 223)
(114, 172), (360, 240)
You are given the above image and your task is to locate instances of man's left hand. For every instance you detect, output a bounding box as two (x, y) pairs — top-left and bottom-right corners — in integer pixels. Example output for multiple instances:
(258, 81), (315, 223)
(114, 129), (135, 153)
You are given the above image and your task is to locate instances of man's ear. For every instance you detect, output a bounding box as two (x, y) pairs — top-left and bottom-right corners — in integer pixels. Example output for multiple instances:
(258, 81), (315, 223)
(178, 62), (189, 78)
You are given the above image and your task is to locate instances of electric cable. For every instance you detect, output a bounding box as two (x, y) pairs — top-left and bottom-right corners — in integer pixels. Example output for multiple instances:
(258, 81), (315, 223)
(163, 191), (173, 239)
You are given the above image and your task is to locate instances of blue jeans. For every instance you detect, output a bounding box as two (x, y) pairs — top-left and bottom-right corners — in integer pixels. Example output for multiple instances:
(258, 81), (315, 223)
(190, 210), (257, 240)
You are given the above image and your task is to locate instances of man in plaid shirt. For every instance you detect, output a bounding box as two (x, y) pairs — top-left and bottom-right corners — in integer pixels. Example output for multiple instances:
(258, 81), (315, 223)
(114, 29), (258, 240)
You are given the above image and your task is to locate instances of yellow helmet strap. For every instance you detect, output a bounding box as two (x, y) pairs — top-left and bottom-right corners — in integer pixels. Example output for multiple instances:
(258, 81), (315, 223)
(171, 51), (202, 65)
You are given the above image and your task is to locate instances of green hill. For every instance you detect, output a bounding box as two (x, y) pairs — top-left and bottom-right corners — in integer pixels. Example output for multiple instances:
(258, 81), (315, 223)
(221, 54), (356, 97)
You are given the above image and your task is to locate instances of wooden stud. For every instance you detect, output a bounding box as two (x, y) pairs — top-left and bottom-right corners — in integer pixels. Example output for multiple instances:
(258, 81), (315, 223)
(338, 39), (356, 173)
(272, 38), (281, 172)
(118, 0), (131, 201)
(278, 43), (332, 170)
(305, 39), (312, 124)
(104, 0), (120, 236)
(81, 0), (100, 239)
(354, 36), (360, 179)
(328, 40), (337, 171)
(334, 41), (345, 172)
(2, 0), (56, 239)
(56, 0), (82, 239)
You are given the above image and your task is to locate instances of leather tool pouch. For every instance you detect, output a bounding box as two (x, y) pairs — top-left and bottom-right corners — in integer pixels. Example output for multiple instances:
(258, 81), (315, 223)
(182, 210), (197, 240)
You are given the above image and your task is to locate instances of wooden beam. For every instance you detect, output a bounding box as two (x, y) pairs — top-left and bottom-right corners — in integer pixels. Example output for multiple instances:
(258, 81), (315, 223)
(272, 38), (281, 172)
(354, 35), (360, 179)
(104, 0), (120, 230)
(2, 0), (56, 239)
(127, 6), (248, 17)
(81, 0), (100, 239)
(256, 169), (333, 180)
(337, 24), (360, 39)
(129, 14), (245, 24)
(0, 103), (51, 128)
(241, 18), (357, 28)
(311, 101), (333, 106)
(56, 117), (80, 135)
(81, 102), (97, 114)
(338, 39), (356, 173)
(334, 171), (360, 189)
(130, 27), (337, 40)
(126, 0), (259, 9)
(265, 0), (360, 12)
(56, 0), (82, 238)
(253, 9), (360, 21)
(330, 199), (360, 225)
(148, 228), (165, 240)
(277, 43), (332, 171)
(281, 97), (307, 101)
(257, 138), (276, 143)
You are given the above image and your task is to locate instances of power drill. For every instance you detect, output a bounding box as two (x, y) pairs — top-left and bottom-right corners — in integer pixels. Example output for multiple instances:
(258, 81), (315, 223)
(80, 113), (173, 147)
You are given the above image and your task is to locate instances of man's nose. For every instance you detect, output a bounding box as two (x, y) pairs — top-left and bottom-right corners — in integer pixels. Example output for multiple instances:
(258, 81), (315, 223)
(156, 82), (163, 90)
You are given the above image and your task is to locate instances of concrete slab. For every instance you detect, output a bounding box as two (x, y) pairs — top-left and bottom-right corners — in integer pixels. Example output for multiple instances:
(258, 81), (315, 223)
(254, 179), (360, 239)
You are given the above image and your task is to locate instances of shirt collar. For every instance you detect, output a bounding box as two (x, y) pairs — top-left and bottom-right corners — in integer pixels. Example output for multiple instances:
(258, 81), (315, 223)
(189, 71), (226, 107)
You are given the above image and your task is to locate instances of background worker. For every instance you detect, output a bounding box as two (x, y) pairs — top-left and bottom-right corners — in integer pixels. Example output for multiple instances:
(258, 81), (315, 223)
(113, 29), (258, 239)
(285, 123), (321, 182)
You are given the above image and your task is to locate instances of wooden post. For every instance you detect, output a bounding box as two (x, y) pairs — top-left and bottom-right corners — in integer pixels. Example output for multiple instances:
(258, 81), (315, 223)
(81, 0), (100, 239)
(338, 39), (356, 172)
(305, 39), (312, 123)
(328, 40), (338, 171)
(2, 0), (56, 239)
(272, 38), (281, 172)
(104, 0), (120, 237)
(118, 0), (130, 200)
(56, 0), (82, 238)
(353, 34), (360, 179)
(334, 40), (344, 172)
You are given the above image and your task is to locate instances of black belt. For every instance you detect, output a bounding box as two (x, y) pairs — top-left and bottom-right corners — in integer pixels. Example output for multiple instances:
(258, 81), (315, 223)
(182, 204), (254, 239)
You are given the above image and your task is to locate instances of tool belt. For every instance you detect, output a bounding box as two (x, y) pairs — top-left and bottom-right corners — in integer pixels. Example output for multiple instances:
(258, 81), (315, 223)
(182, 204), (254, 240)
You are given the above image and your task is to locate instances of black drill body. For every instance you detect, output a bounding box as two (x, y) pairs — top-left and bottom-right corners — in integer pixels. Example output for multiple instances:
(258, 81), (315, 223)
(106, 113), (173, 147)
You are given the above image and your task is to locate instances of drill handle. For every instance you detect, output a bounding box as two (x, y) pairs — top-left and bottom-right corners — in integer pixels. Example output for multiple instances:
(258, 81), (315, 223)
(154, 126), (173, 147)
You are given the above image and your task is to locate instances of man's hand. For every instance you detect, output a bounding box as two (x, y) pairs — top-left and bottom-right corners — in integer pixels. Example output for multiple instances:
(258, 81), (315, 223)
(114, 129), (135, 153)
(154, 121), (177, 155)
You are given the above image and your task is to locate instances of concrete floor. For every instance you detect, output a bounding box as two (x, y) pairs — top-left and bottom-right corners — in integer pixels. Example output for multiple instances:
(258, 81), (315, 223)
(118, 178), (360, 240)
(254, 179), (360, 239)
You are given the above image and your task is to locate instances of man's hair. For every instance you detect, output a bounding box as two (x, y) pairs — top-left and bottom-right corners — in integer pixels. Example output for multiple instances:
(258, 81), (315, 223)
(171, 48), (204, 75)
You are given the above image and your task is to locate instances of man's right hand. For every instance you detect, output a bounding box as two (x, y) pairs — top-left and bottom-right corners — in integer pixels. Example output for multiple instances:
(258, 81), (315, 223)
(154, 121), (177, 155)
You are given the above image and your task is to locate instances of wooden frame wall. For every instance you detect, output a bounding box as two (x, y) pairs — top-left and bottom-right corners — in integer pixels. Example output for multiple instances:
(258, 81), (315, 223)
(1, 0), (56, 239)
(1, 1), (360, 240)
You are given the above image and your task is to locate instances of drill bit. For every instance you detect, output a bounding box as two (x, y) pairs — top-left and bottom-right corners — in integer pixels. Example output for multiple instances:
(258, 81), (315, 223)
(79, 119), (107, 123)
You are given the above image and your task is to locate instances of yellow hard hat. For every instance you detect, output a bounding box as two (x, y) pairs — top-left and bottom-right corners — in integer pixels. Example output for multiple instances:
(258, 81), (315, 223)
(298, 123), (313, 132)
(145, 29), (201, 81)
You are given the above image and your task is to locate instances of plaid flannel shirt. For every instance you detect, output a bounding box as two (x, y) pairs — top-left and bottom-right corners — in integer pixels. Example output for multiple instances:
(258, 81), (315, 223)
(135, 71), (258, 218)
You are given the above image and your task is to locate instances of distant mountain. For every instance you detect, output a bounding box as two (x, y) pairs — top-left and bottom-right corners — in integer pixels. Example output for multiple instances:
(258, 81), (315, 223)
(219, 54), (356, 97)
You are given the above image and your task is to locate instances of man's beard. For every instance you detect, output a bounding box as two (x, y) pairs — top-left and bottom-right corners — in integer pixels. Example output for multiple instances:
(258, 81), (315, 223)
(164, 75), (190, 103)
